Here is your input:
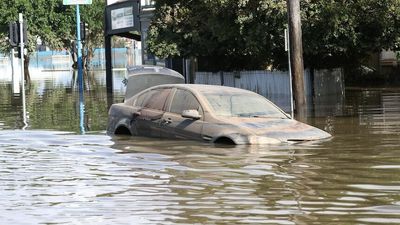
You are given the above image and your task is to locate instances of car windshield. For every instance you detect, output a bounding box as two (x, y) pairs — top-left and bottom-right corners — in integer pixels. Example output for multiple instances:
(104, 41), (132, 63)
(204, 92), (288, 118)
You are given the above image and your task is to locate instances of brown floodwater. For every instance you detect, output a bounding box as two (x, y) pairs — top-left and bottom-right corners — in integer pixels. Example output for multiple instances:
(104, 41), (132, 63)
(1, 70), (400, 224)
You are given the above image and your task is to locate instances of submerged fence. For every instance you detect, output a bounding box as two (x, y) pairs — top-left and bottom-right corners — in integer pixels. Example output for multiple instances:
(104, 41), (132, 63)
(195, 69), (345, 116)
(0, 48), (142, 71)
(30, 51), (71, 71)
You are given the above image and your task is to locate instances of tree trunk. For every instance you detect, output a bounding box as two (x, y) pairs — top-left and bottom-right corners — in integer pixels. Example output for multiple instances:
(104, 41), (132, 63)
(24, 54), (31, 82)
(70, 41), (77, 69)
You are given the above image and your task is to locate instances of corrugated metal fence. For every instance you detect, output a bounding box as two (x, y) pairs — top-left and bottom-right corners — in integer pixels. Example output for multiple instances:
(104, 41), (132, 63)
(195, 68), (344, 115)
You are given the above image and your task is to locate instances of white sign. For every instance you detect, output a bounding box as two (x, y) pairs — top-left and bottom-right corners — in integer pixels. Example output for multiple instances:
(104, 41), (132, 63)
(63, 0), (92, 5)
(107, 0), (128, 5)
(111, 6), (134, 30)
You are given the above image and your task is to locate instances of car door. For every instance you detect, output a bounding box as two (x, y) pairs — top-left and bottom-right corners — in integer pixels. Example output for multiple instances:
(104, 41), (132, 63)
(133, 88), (172, 138)
(160, 88), (204, 141)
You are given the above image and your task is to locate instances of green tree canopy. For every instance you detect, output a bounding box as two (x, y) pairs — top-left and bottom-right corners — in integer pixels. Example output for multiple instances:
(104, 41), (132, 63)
(0, 0), (73, 53)
(147, 0), (287, 71)
(0, 0), (105, 70)
(147, 0), (400, 71)
(302, 0), (400, 68)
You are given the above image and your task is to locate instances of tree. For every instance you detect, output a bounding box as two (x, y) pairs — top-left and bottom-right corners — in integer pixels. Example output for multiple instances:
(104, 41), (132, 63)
(147, 0), (400, 71)
(66, 1), (105, 70)
(301, 0), (400, 69)
(0, 0), (105, 76)
(0, 0), (74, 79)
(147, 0), (287, 71)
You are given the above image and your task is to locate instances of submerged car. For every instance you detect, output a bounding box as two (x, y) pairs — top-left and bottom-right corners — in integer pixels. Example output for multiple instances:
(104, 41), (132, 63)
(107, 66), (331, 144)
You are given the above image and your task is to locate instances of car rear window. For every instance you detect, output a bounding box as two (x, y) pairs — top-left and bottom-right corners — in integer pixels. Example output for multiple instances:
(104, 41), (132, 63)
(136, 88), (172, 110)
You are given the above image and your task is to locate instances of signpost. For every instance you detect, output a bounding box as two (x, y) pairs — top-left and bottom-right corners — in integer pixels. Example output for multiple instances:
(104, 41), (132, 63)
(8, 13), (28, 127)
(63, 0), (91, 90)
(104, 0), (140, 94)
(63, 0), (92, 134)
(19, 13), (27, 129)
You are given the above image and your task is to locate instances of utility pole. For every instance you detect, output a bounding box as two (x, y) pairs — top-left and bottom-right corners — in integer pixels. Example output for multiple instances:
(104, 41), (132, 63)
(287, 0), (306, 118)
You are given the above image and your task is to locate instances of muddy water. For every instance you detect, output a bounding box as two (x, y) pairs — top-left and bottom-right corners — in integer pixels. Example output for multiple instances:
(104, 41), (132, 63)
(1, 71), (400, 224)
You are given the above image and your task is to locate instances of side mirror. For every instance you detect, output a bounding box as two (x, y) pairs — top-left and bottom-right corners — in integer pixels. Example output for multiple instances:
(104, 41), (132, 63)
(181, 109), (201, 120)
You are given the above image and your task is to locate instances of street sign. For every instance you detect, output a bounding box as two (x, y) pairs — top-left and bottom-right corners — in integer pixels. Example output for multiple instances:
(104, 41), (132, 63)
(105, 1), (140, 36)
(63, 0), (92, 5)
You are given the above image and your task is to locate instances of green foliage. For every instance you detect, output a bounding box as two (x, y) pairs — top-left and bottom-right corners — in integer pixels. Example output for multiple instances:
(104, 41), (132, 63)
(0, 0), (105, 69)
(0, 0), (74, 53)
(147, 0), (400, 70)
(301, 0), (400, 68)
(76, 1), (106, 68)
(147, 0), (287, 70)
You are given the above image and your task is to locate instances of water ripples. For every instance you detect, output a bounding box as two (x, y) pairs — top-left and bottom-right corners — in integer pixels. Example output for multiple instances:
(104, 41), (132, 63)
(2, 83), (400, 224)
(1, 128), (400, 224)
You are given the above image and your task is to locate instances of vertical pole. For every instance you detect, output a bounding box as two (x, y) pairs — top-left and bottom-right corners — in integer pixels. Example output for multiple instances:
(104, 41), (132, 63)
(182, 58), (187, 83)
(19, 13), (27, 128)
(79, 86), (85, 134)
(11, 49), (20, 94)
(285, 28), (294, 119)
(105, 36), (113, 93)
(104, 5), (113, 108)
(287, 0), (306, 118)
(76, 5), (85, 133)
(76, 5), (84, 92)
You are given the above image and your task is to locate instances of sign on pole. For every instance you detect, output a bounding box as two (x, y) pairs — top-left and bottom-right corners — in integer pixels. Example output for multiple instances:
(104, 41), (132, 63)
(105, 1), (140, 35)
(63, 0), (92, 5)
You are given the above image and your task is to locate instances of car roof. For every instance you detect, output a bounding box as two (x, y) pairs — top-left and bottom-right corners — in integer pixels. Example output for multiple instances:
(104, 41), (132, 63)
(153, 84), (257, 95)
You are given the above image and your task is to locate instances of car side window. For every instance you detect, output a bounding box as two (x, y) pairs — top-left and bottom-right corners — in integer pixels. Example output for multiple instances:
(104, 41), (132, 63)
(136, 88), (171, 110)
(170, 89), (203, 115)
(135, 91), (148, 107)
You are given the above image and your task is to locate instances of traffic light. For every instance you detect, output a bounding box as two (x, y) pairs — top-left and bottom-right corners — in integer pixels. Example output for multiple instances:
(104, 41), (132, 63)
(9, 22), (19, 47)
(8, 22), (28, 47)
(8, 21), (28, 57)
(80, 22), (88, 42)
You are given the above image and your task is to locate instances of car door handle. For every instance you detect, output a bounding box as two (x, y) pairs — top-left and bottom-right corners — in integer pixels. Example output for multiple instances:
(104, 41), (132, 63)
(133, 111), (141, 118)
(162, 118), (172, 125)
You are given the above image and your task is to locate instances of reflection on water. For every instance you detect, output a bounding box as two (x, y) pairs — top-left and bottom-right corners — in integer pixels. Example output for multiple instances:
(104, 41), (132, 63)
(1, 71), (400, 224)
(0, 70), (126, 132)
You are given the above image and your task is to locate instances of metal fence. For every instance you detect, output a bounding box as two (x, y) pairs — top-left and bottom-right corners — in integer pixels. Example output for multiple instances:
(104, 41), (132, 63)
(195, 68), (344, 116)
(30, 51), (71, 70)
(0, 48), (142, 71)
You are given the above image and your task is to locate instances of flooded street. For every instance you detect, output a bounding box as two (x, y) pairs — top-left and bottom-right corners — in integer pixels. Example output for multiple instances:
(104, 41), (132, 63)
(1, 70), (400, 224)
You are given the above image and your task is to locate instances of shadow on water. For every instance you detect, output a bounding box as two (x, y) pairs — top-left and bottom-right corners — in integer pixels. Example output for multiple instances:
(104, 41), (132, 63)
(1, 68), (400, 224)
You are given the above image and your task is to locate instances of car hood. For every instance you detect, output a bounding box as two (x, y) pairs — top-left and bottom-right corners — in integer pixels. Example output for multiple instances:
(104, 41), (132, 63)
(220, 117), (331, 142)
